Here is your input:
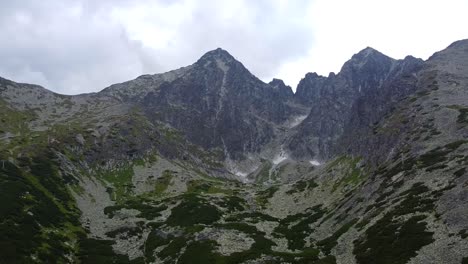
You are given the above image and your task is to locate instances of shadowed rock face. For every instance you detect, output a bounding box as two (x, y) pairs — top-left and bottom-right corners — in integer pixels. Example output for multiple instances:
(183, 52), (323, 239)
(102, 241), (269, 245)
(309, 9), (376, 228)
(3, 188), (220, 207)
(337, 55), (425, 163)
(39, 46), (424, 164)
(134, 48), (298, 159)
(295, 72), (328, 105)
(269, 78), (294, 98)
(287, 48), (424, 160)
(95, 48), (300, 160)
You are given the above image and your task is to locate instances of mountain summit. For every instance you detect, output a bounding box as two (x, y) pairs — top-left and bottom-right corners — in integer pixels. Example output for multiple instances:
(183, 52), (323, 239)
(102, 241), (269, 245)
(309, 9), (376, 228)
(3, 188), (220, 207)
(104, 47), (301, 159)
(287, 46), (424, 160)
(197, 47), (236, 62)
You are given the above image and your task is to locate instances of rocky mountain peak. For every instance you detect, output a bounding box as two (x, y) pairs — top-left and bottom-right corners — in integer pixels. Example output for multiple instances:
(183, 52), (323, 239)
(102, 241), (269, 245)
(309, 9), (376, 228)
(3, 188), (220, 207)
(304, 72), (322, 79)
(357, 46), (379, 56)
(196, 48), (236, 68)
(446, 38), (468, 49)
(288, 45), (425, 161)
(192, 48), (259, 84)
(427, 38), (468, 75)
(295, 47), (396, 106)
(203, 47), (233, 58)
(294, 72), (327, 104)
(341, 46), (394, 73)
(269, 78), (294, 97)
(269, 78), (286, 86)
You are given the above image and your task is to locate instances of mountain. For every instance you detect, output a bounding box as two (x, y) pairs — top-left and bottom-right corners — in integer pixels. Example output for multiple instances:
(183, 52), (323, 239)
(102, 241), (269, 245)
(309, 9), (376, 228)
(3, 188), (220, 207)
(1, 40), (468, 264)
(287, 48), (424, 161)
(100, 48), (302, 161)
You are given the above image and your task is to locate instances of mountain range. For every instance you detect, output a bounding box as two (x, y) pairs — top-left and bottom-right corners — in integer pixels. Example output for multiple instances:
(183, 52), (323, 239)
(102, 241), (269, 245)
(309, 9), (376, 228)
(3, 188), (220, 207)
(1, 39), (468, 264)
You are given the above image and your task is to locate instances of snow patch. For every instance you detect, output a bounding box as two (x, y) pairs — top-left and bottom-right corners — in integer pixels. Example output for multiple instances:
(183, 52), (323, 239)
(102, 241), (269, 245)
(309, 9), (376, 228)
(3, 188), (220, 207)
(288, 115), (307, 128)
(234, 170), (248, 178)
(225, 154), (259, 181)
(309, 160), (321, 166)
(272, 150), (288, 165)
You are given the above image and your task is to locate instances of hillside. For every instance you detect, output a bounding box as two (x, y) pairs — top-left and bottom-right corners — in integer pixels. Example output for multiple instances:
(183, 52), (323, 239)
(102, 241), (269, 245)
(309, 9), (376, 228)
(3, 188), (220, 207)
(1, 40), (468, 264)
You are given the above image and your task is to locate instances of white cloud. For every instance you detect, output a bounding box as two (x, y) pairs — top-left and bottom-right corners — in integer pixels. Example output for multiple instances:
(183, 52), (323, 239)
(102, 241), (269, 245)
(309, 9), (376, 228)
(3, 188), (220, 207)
(0, 0), (467, 94)
(110, 0), (314, 85)
(0, 0), (154, 94)
(0, 0), (314, 94)
(275, 0), (468, 89)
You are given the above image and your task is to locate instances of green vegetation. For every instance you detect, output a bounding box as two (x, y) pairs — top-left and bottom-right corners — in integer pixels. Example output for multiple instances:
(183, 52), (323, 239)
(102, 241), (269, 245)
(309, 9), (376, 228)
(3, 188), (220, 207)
(416, 90), (430, 97)
(219, 221), (332, 264)
(354, 215), (433, 264)
(78, 236), (143, 264)
(355, 217), (371, 230)
(29, 153), (78, 213)
(166, 194), (222, 226)
(187, 179), (233, 195)
(160, 126), (184, 143)
(98, 164), (135, 202)
(460, 108), (468, 123)
(143, 212), (333, 264)
(273, 205), (326, 250)
(154, 170), (173, 195)
(225, 211), (278, 223)
(353, 183), (436, 264)
(175, 237), (332, 264)
(418, 148), (451, 168)
(212, 222), (310, 264)
(3, 94), (463, 263)
(377, 140), (468, 193)
(104, 199), (168, 219)
(158, 236), (187, 261)
(445, 140), (468, 150)
(459, 229), (468, 239)
(144, 229), (172, 262)
(216, 195), (247, 211)
(375, 156), (416, 189)
(415, 140), (468, 170)
(286, 179), (318, 194)
(447, 105), (468, 124)
(0, 152), (83, 263)
(178, 240), (223, 264)
(332, 157), (366, 192)
(0, 99), (36, 138)
(317, 219), (357, 254)
(256, 186), (279, 208)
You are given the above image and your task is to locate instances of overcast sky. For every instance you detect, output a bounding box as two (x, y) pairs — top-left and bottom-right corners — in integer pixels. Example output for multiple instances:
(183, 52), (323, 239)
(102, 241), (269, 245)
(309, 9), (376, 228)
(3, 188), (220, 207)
(1, 0), (467, 94)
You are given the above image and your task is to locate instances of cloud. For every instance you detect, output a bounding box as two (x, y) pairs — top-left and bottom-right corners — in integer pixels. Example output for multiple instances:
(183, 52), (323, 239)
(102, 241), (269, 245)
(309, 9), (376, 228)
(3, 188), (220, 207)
(0, 0), (314, 94)
(110, 0), (315, 86)
(275, 0), (468, 87)
(0, 0), (467, 94)
(0, 0), (159, 94)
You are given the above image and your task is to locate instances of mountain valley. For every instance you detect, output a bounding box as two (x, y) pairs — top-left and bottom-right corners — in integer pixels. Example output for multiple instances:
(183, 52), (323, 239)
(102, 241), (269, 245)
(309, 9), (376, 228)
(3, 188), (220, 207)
(1, 39), (468, 264)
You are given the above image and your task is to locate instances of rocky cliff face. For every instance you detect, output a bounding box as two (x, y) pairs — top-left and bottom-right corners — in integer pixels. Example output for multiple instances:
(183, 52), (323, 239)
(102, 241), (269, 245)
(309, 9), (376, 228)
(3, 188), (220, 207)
(337, 55), (424, 163)
(1, 40), (468, 264)
(101, 48), (300, 160)
(287, 48), (424, 161)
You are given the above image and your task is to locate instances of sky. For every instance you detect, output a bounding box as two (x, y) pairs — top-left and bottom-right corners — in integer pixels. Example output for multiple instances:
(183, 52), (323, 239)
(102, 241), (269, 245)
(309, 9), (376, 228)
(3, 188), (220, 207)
(1, 0), (467, 94)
